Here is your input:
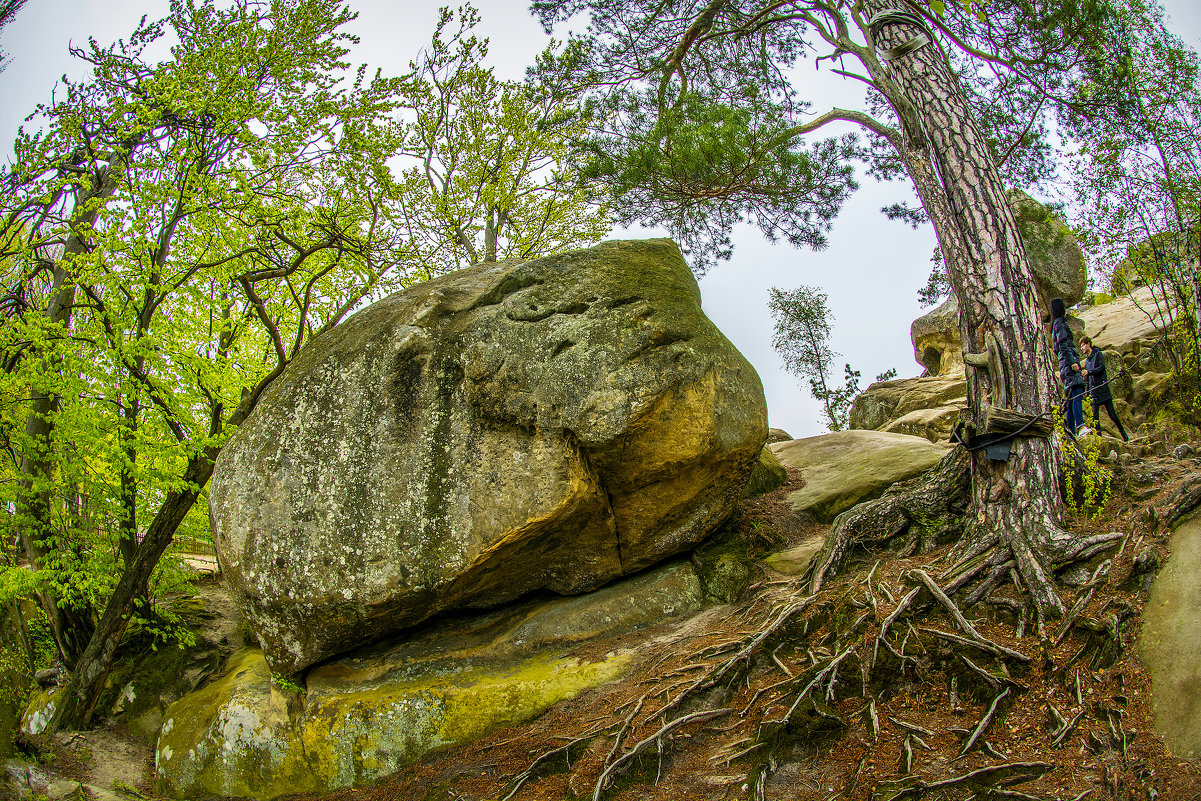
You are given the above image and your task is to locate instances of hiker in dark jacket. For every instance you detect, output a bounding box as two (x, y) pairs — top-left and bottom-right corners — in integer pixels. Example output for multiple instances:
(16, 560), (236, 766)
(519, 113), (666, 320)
(1080, 336), (1129, 441)
(1050, 297), (1086, 435)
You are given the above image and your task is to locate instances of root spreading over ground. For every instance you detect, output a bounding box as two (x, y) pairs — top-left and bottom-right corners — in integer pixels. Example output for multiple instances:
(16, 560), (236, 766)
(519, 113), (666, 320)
(300, 449), (1201, 801)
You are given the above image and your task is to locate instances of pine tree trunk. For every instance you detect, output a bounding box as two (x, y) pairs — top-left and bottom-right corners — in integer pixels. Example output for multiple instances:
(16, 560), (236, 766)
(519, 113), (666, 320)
(862, 1), (1081, 619)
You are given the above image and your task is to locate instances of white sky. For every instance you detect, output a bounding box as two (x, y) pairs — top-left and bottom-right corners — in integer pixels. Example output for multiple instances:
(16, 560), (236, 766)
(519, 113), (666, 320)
(2, 1), (1199, 438)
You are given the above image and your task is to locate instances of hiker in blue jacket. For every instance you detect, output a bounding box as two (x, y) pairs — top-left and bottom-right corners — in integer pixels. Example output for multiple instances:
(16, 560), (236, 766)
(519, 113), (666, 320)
(1080, 336), (1130, 441)
(1050, 297), (1086, 436)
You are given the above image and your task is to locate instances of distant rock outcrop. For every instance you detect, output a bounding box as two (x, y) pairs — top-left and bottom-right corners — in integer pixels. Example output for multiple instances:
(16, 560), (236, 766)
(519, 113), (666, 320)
(770, 431), (951, 522)
(210, 239), (767, 675)
(848, 375), (967, 443)
(1077, 284), (1179, 374)
(912, 190), (1087, 376)
(855, 279), (1184, 446)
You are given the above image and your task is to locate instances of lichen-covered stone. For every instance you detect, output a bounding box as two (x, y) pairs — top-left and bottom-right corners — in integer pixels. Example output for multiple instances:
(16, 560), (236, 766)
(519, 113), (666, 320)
(156, 562), (704, 799)
(849, 375), (966, 434)
(20, 688), (56, 736)
(880, 406), (962, 443)
(743, 446), (787, 497)
(1078, 284), (1178, 361)
(770, 431), (951, 522)
(911, 190), (1087, 375)
(764, 536), (826, 577)
(210, 239), (767, 674)
(1140, 512), (1201, 759)
(766, 428), (793, 444)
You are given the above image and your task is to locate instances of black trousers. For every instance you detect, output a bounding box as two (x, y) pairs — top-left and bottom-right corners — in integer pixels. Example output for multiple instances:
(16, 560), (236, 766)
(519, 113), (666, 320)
(1090, 396), (1129, 441)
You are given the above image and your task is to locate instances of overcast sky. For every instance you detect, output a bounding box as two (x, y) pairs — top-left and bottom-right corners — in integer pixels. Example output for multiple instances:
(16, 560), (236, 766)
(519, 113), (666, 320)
(2, 1), (1199, 438)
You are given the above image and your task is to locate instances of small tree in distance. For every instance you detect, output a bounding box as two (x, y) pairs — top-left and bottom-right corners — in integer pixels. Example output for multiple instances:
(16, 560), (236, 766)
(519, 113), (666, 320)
(768, 285), (895, 431)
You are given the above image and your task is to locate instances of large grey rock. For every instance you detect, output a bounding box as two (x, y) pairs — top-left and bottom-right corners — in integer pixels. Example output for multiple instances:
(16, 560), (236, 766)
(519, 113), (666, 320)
(911, 190), (1087, 375)
(1078, 284), (1179, 365)
(211, 239), (767, 675)
(1140, 512), (1201, 758)
(769, 431), (951, 522)
(156, 562), (704, 799)
(849, 375), (966, 434)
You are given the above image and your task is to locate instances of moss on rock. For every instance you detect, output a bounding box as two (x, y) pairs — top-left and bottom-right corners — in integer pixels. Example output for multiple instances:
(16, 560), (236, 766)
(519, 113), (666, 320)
(157, 560), (705, 799)
(210, 238), (766, 676)
(156, 647), (632, 799)
(743, 446), (787, 498)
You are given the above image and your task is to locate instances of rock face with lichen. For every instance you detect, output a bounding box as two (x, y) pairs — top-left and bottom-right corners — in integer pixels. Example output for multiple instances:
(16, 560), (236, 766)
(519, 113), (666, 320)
(770, 431), (951, 522)
(210, 239), (767, 676)
(155, 561), (705, 799)
(912, 189), (1088, 376)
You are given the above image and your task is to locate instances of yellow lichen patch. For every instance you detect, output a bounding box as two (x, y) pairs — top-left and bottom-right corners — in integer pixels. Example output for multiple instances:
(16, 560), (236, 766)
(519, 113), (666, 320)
(158, 647), (633, 800)
(155, 649), (322, 800)
(437, 652), (632, 743)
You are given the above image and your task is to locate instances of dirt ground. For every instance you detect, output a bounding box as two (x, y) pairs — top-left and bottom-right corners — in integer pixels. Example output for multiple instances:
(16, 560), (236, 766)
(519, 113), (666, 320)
(296, 445), (1201, 801)
(15, 442), (1201, 801)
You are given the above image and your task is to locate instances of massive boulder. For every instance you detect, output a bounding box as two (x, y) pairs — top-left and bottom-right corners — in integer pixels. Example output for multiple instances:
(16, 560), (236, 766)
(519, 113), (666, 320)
(912, 190), (1088, 376)
(210, 239), (767, 675)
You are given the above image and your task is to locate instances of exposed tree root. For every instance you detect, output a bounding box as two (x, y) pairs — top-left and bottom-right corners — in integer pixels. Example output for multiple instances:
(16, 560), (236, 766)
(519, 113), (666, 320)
(325, 446), (1201, 801)
(807, 448), (972, 594)
(808, 441), (1129, 631)
(1162, 475), (1201, 528)
(872, 761), (1053, 801)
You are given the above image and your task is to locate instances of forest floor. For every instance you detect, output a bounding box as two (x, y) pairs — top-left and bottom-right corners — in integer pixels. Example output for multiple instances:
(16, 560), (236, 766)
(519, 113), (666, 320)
(302, 441), (1201, 801)
(12, 439), (1201, 801)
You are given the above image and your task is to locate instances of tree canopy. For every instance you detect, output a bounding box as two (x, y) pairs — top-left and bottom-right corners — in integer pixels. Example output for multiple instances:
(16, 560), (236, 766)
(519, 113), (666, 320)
(0, 0), (609, 730)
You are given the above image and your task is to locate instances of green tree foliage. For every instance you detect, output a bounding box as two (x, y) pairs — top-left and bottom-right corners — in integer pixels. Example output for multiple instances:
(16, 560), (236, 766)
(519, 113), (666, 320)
(395, 7), (609, 272)
(1067, 1), (1201, 411)
(0, 0), (28, 72)
(0, 0), (608, 731)
(769, 285), (895, 430)
(1, 0), (407, 660)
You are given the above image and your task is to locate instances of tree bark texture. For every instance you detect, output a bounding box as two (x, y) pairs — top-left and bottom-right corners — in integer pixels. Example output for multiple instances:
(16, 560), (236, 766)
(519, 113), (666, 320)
(859, 1), (1079, 618)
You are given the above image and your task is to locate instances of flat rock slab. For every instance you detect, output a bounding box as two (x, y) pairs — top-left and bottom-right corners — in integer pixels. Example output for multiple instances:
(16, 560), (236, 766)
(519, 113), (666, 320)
(882, 406), (963, 443)
(770, 431), (951, 523)
(157, 561), (704, 799)
(1140, 511), (1201, 759)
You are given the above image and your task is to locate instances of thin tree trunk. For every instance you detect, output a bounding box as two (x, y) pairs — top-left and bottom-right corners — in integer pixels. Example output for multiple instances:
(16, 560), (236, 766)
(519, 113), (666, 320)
(45, 209), (304, 732)
(46, 371), (271, 732)
(17, 163), (123, 663)
(118, 396), (139, 566)
(862, 1), (1074, 619)
(484, 208), (498, 262)
(45, 449), (217, 730)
